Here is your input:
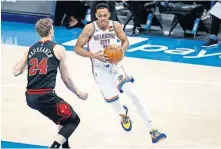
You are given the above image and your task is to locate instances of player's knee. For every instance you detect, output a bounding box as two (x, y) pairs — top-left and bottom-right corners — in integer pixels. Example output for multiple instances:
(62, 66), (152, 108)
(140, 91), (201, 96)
(74, 114), (80, 126)
(69, 114), (80, 126)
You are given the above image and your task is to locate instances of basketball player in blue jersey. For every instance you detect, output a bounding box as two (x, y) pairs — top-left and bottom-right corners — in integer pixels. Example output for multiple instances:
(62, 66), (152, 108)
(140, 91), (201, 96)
(75, 3), (166, 143)
(13, 18), (88, 148)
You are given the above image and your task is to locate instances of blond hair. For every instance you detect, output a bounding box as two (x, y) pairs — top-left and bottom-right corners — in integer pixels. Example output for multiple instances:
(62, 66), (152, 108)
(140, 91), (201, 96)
(35, 18), (53, 37)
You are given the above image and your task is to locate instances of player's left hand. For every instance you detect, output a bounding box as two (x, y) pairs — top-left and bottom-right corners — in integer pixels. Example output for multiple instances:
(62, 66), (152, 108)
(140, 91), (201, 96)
(76, 90), (88, 100)
(120, 48), (125, 56)
(120, 47), (125, 53)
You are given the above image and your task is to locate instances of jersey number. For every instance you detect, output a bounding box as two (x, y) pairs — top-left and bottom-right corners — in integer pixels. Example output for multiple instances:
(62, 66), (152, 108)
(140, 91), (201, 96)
(29, 58), (48, 76)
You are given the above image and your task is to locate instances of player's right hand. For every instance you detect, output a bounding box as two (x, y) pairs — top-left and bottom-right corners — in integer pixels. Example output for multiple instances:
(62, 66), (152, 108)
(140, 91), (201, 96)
(76, 90), (88, 100)
(92, 50), (108, 63)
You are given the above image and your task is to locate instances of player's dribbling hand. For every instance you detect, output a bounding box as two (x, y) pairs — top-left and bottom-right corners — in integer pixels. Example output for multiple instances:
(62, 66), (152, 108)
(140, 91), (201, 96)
(92, 50), (108, 63)
(76, 90), (88, 100)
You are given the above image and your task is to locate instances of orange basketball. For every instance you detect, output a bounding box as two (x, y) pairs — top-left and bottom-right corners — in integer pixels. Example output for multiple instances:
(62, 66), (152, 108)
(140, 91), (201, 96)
(104, 45), (124, 64)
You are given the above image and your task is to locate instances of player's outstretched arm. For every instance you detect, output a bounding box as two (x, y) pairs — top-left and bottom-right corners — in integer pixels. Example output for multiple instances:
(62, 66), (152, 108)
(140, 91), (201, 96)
(13, 50), (28, 76)
(74, 23), (94, 58)
(54, 45), (88, 100)
(114, 21), (129, 52)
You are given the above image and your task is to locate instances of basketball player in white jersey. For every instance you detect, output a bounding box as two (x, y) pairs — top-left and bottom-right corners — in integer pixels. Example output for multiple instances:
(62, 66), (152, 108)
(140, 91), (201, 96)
(75, 3), (166, 143)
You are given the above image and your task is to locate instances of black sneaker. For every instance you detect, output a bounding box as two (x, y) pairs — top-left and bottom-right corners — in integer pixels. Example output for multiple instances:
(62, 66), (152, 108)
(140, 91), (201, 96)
(202, 38), (218, 47)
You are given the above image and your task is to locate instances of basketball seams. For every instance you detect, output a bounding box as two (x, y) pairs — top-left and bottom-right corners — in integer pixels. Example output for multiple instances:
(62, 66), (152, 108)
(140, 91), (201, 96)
(118, 48), (123, 62)
(104, 45), (123, 64)
(115, 45), (123, 63)
(112, 45), (117, 63)
(110, 48), (114, 64)
(115, 48), (120, 63)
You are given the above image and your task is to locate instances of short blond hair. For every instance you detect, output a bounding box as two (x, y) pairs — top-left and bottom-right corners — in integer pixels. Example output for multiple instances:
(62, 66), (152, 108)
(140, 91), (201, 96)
(35, 18), (53, 37)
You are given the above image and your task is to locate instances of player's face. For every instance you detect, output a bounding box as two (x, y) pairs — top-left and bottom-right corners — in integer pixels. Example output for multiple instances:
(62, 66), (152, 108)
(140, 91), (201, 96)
(96, 8), (110, 28)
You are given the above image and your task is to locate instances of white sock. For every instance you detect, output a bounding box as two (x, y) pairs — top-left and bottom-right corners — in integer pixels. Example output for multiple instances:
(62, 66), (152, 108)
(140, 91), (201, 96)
(122, 82), (153, 131)
(57, 125), (68, 145)
(58, 125), (62, 131)
(55, 134), (66, 145)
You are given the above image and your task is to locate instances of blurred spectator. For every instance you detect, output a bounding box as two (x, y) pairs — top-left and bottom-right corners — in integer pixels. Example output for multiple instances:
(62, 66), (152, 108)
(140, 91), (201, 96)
(54, 1), (88, 28)
(202, 15), (221, 47)
(126, 1), (147, 36)
(202, 2), (221, 47)
(181, 1), (211, 10)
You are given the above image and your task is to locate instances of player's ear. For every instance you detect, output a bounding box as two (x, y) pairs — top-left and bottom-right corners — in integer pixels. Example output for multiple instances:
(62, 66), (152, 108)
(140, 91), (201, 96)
(95, 12), (98, 19)
(50, 26), (54, 37)
(49, 28), (52, 36)
(107, 12), (110, 18)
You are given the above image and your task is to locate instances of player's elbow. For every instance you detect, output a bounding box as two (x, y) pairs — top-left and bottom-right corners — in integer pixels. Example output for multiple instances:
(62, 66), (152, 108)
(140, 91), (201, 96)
(13, 63), (27, 77)
(74, 45), (80, 55)
(13, 69), (21, 77)
(61, 74), (70, 84)
(61, 76), (71, 88)
(13, 72), (17, 77)
(125, 39), (129, 46)
(123, 39), (129, 49)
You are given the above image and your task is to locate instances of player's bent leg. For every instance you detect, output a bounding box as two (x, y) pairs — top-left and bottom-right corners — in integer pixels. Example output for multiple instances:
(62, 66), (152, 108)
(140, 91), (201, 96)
(120, 82), (167, 143)
(103, 98), (133, 132)
(100, 83), (133, 132)
(105, 97), (133, 132)
(94, 66), (133, 132)
(101, 91), (123, 114)
(98, 81), (121, 110)
(58, 125), (71, 148)
(117, 75), (134, 93)
(33, 91), (80, 148)
(121, 82), (152, 129)
(112, 65), (134, 94)
(50, 106), (80, 148)
(119, 105), (133, 132)
(51, 114), (80, 148)
(55, 114), (80, 147)
(52, 100), (80, 148)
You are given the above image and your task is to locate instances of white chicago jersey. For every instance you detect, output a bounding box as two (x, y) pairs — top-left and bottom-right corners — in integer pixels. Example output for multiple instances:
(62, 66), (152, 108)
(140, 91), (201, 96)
(88, 20), (120, 67)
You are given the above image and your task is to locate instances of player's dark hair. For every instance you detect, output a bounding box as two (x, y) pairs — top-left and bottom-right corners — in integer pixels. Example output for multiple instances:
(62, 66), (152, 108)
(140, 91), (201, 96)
(96, 3), (109, 11)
